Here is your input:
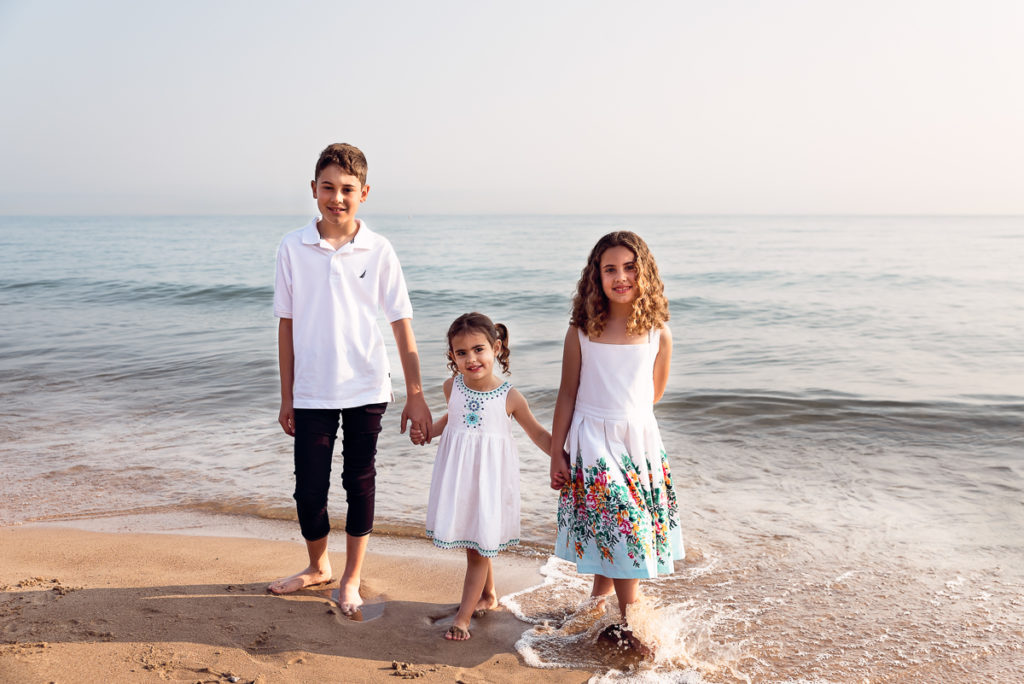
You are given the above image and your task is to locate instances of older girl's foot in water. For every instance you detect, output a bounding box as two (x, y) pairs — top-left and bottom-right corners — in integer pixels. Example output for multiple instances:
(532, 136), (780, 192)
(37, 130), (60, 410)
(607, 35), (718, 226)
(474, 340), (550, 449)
(590, 591), (613, 613)
(267, 565), (333, 594)
(598, 623), (654, 658)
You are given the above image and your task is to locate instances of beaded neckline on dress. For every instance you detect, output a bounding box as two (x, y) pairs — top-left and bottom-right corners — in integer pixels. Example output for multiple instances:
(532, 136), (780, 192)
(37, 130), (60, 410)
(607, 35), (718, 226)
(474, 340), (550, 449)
(456, 375), (510, 397)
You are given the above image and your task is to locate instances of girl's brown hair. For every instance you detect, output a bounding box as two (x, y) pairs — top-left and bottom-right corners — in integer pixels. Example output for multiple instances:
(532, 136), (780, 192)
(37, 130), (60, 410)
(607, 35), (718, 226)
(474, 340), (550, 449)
(445, 312), (511, 376)
(570, 231), (670, 338)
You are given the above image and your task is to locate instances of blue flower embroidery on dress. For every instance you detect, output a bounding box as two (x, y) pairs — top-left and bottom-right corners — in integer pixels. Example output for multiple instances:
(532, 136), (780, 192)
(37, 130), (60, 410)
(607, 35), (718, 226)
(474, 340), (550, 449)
(457, 376), (510, 430)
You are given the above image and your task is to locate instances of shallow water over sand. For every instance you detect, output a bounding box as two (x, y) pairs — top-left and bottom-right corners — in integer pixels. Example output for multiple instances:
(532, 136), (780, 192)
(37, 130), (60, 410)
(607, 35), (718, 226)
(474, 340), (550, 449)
(2, 214), (1023, 680)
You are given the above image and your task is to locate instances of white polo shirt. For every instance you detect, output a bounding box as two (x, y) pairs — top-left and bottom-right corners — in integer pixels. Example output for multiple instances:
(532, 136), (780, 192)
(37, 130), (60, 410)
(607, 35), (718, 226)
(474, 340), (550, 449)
(274, 218), (413, 408)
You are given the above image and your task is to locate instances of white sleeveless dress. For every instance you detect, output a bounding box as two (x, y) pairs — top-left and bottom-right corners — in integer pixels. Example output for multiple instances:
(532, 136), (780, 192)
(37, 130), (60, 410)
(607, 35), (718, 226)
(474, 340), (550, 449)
(425, 375), (520, 556)
(555, 327), (683, 578)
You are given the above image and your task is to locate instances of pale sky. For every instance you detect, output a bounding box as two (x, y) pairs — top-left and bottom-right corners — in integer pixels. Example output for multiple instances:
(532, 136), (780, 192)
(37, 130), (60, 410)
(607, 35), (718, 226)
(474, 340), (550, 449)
(1, 0), (1021, 215)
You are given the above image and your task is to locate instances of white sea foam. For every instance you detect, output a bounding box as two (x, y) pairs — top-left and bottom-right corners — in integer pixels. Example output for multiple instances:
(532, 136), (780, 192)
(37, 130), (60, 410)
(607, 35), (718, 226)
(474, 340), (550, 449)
(505, 554), (753, 682)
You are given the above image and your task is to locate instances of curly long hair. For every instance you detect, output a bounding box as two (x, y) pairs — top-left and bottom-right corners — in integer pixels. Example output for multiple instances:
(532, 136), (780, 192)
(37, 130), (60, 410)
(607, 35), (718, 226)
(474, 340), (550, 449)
(445, 312), (511, 376)
(570, 231), (669, 338)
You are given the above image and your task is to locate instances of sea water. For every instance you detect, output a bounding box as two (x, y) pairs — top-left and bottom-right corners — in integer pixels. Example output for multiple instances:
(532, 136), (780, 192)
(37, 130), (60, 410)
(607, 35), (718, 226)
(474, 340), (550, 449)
(1, 214), (1022, 681)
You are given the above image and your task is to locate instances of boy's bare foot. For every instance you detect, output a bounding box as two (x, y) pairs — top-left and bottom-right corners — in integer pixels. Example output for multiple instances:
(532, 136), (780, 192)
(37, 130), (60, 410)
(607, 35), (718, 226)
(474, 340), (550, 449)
(267, 566), (332, 595)
(337, 576), (363, 615)
(445, 624), (471, 641)
(472, 592), (499, 618)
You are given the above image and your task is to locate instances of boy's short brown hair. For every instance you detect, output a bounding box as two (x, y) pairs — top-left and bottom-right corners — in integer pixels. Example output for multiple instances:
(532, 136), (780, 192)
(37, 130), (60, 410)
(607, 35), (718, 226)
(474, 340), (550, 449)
(315, 143), (368, 186)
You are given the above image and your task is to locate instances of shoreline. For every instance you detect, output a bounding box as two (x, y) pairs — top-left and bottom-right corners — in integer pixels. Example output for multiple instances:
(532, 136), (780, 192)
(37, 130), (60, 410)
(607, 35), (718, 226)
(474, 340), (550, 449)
(5, 508), (560, 560)
(0, 515), (589, 683)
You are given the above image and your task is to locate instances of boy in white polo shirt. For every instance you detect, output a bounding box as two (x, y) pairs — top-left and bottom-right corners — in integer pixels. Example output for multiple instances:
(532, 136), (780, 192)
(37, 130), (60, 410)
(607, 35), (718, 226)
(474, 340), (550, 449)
(269, 143), (433, 614)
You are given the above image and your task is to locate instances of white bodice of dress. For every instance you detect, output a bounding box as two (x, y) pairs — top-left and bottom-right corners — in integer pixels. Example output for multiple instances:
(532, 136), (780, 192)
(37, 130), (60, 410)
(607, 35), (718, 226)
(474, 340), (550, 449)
(446, 375), (514, 436)
(574, 327), (661, 420)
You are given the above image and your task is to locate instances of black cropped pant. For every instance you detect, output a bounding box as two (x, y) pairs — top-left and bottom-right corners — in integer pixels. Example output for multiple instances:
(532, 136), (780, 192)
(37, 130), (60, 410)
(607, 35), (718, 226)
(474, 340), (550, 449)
(292, 403), (386, 541)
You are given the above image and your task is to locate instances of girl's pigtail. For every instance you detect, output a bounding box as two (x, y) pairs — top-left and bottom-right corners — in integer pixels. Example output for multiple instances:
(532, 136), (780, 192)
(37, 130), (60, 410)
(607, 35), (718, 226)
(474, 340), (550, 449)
(494, 322), (511, 375)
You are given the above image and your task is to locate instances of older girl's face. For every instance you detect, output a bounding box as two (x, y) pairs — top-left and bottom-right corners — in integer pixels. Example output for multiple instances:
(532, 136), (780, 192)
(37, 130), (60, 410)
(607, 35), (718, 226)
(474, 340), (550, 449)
(599, 245), (638, 305)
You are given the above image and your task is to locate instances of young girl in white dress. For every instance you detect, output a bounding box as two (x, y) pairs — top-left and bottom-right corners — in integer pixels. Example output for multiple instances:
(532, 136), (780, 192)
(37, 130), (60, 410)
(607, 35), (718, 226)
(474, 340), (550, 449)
(418, 312), (552, 641)
(549, 231), (683, 646)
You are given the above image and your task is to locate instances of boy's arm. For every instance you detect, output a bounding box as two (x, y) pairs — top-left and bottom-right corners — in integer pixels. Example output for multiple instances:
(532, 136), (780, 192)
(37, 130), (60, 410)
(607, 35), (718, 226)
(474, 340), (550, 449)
(411, 377), (453, 443)
(390, 318), (433, 444)
(508, 389), (553, 454)
(278, 317), (295, 436)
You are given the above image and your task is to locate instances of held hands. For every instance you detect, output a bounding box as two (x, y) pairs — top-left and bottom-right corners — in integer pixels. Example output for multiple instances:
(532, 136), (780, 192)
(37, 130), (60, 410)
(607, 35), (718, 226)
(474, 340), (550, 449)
(401, 392), (433, 446)
(549, 449), (570, 490)
(409, 425), (426, 444)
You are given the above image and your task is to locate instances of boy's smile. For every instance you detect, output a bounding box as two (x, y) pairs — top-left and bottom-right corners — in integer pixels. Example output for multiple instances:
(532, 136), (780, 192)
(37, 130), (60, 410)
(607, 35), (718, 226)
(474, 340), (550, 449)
(311, 164), (369, 234)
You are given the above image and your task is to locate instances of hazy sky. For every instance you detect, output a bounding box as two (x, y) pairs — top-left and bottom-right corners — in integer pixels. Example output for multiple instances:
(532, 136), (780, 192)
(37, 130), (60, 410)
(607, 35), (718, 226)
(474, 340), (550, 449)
(1, 1), (1021, 215)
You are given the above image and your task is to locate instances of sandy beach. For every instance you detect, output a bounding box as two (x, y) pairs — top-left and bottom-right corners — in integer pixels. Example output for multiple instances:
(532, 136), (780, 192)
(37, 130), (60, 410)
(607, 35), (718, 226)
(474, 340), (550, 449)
(0, 523), (589, 683)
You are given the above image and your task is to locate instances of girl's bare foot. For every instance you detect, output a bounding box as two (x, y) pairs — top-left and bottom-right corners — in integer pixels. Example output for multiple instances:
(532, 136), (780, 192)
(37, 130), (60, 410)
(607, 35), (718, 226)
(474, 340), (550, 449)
(337, 575), (363, 615)
(267, 566), (332, 595)
(472, 591), (499, 617)
(598, 623), (653, 658)
(583, 592), (612, 616)
(445, 623), (471, 641)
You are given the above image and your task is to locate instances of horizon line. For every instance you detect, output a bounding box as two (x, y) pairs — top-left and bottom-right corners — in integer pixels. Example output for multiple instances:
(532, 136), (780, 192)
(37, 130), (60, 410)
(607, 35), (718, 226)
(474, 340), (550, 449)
(2, 212), (1023, 219)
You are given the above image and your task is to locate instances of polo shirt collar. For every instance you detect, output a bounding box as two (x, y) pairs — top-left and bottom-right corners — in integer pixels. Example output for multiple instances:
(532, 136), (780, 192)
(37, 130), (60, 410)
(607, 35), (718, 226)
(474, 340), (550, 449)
(301, 218), (380, 251)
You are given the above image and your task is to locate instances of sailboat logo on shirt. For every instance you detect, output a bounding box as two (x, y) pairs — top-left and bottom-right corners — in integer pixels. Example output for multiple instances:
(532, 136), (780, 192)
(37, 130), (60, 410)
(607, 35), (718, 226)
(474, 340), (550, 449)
(359, 270), (366, 278)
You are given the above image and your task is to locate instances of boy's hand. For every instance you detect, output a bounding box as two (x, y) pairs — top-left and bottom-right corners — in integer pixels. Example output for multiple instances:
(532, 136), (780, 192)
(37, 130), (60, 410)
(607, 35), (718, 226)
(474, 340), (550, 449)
(278, 400), (295, 436)
(550, 450), (570, 490)
(401, 393), (433, 445)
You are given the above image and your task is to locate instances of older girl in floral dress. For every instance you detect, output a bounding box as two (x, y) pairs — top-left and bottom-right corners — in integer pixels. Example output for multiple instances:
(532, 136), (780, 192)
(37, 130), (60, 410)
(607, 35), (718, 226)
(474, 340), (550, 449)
(549, 231), (683, 644)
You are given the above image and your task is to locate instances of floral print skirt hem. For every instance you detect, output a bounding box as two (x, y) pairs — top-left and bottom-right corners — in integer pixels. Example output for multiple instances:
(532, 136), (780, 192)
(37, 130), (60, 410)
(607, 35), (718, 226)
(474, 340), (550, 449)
(555, 415), (684, 579)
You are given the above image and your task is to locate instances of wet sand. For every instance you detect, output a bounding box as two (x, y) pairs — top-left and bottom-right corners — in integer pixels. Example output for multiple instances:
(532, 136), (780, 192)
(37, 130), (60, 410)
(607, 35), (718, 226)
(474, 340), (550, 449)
(0, 524), (589, 683)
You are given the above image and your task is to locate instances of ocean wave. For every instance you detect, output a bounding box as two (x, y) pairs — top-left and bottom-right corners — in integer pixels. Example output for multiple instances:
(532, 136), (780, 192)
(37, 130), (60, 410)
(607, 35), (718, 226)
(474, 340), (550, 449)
(656, 390), (1024, 441)
(0, 277), (273, 307)
(409, 288), (569, 315)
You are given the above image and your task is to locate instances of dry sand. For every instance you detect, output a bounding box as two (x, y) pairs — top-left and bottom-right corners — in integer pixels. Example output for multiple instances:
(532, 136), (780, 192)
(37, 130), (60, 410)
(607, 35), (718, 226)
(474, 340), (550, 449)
(0, 525), (589, 683)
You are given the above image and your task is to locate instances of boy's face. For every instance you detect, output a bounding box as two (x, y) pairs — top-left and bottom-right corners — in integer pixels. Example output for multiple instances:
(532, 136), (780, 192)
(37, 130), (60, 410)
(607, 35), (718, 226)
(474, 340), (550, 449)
(311, 164), (369, 229)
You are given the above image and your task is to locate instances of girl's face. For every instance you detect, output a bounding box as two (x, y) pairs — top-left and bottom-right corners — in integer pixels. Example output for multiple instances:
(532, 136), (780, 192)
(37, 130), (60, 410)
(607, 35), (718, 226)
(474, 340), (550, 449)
(599, 245), (638, 305)
(449, 330), (500, 382)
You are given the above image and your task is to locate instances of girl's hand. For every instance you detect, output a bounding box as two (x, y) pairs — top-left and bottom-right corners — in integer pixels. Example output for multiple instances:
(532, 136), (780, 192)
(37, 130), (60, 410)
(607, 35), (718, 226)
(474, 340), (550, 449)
(550, 450), (570, 490)
(405, 423), (430, 446)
